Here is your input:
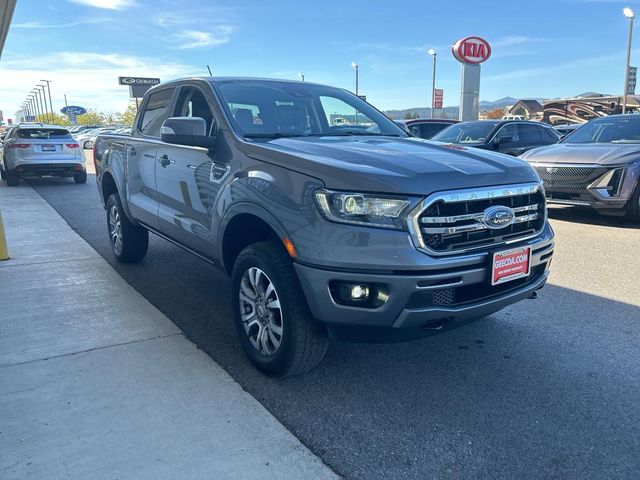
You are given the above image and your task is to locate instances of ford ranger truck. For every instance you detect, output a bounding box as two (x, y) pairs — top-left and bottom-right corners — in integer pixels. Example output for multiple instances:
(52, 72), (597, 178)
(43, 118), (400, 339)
(94, 77), (554, 377)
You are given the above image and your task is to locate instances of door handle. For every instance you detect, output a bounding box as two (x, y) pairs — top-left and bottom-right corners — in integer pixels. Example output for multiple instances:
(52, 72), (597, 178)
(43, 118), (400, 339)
(158, 154), (174, 167)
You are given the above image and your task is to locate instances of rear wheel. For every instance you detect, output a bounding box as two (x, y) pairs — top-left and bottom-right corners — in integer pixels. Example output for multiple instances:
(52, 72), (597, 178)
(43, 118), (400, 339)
(106, 193), (148, 263)
(74, 170), (87, 184)
(232, 240), (329, 377)
(6, 169), (19, 187)
(83, 140), (92, 149)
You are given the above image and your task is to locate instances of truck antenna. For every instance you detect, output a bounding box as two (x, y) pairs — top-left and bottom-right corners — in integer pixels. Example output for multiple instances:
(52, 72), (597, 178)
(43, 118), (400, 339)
(207, 65), (213, 76)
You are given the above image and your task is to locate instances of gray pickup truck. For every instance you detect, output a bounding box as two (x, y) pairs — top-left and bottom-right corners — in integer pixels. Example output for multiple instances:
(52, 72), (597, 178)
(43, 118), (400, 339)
(95, 77), (555, 376)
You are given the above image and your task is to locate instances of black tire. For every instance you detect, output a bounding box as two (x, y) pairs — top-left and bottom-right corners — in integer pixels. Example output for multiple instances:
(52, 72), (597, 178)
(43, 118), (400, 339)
(231, 240), (329, 377)
(105, 193), (148, 263)
(6, 169), (19, 187)
(0, 166), (5, 180)
(626, 182), (640, 223)
(83, 140), (92, 149)
(74, 170), (87, 184)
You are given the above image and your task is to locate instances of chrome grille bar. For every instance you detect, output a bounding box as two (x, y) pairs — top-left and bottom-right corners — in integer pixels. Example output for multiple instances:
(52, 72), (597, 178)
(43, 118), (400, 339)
(420, 204), (539, 224)
(421, 212), (539, 234)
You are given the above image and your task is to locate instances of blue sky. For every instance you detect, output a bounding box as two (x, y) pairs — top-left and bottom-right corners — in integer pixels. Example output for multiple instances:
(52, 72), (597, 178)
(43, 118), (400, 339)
(2, 0), (640, 116)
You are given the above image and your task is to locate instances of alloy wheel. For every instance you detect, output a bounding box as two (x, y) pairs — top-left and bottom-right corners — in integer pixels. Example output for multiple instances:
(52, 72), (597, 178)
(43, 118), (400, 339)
(108, 204), (123, 255)
(238, 267), (283, 356)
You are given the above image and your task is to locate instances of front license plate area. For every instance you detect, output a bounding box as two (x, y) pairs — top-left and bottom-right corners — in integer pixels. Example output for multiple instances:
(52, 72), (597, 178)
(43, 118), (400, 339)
(491, 246), (532, 286)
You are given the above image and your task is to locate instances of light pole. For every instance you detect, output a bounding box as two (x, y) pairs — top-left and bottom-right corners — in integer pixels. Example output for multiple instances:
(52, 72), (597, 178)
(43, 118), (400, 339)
(298, 72), (305, 82)
(428, 48), (437, 118)
(37, 85), (50, 123)
(351, 62), (359, 96)
(41, 79), (54, 124)
(30, 93), (40, 121)
(623, 7), (635, 114)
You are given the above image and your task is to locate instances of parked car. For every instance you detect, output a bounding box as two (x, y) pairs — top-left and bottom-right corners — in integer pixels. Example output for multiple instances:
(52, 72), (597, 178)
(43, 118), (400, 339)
(520, 114), (640, 220)
(95, 77), (554, 377)
(431, 120), (560, 156)
(78, 127), (117, 149)
(0, 124), (86, 186)
(553, 123), (582, 138)
(404, 118), (459, 139)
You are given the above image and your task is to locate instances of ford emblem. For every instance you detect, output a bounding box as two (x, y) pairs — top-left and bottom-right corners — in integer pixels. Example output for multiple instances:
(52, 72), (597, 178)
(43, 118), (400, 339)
(482, 206), (515, 229)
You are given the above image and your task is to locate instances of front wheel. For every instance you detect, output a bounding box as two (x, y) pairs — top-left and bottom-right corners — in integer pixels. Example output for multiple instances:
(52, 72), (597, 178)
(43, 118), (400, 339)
(105, 193), (148, 263)
(83, 140), (92, 149)
(231, 240), (329, 377)
(627, 182), (640, 223)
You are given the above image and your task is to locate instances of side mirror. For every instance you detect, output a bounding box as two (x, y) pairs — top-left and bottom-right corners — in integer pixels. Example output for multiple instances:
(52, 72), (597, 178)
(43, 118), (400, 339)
(160, 117), (217, 149)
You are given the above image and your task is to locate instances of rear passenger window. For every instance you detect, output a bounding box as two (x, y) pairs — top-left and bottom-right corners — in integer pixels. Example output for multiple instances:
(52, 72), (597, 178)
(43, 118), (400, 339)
(518, 124), (542, 142)
(17, 128), (70, 138)
(140, 88), (174, 137)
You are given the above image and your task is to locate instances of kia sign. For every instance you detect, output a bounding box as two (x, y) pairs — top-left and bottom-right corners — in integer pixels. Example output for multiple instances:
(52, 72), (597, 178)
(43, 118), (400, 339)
(60, 106), (87, 116)
(453, 36), (491, 121)
(452, 37), (491, 64)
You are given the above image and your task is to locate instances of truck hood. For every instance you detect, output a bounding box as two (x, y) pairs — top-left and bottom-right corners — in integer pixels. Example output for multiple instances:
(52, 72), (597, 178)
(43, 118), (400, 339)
(242, 136), (538, 195)
(520, 143), (640, 166)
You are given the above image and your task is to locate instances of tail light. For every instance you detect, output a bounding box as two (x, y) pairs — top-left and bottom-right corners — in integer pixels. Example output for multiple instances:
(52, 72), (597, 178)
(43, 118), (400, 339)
(8, 144), (30, 149)
(65, 143), (80, 149)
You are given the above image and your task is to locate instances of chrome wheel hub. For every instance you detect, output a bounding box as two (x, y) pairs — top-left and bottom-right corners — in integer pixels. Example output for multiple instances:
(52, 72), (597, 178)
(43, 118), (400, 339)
(238, 267), (283, 356)
(108, 205), (123, 254)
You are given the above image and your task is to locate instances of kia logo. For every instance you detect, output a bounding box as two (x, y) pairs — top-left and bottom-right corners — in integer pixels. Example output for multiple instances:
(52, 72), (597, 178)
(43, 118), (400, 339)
(452, 37), (492, 64)
(482, 206), (515, 229)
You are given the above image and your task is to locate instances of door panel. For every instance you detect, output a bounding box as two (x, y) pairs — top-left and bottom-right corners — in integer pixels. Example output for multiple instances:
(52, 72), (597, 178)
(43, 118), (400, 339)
(155, 83), (223, 258)
(125, 139), (159, 228)
(126, 86), (176, 229)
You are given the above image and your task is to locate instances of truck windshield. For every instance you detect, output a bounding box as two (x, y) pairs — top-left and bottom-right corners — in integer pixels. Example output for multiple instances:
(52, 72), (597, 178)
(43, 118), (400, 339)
(213, 79), (406, 139)
(561, 116), (640, 144)
(431, 121), (500, 144)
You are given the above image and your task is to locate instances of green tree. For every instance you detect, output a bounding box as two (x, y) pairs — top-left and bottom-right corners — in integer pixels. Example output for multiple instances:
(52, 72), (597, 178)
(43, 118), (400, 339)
(120, 101), (138, 126)
(76, 109), (105, 126)
(32, 113), (71, 125)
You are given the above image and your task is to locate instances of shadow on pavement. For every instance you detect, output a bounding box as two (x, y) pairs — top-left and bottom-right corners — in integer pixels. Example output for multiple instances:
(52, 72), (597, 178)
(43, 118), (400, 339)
(28, 175), (640, 480)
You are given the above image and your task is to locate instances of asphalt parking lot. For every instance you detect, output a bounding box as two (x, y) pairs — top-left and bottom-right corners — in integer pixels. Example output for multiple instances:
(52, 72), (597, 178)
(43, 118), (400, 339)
(27, 167), (640, 480)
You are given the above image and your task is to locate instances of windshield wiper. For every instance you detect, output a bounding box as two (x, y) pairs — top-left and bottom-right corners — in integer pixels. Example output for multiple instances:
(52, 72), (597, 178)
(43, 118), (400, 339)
(243, 132), (308, 139)
(309, 132), (403, 137)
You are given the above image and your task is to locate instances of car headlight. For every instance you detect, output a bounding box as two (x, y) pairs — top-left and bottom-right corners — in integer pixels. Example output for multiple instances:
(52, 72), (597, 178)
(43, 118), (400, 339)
(314, 189), (412, 229)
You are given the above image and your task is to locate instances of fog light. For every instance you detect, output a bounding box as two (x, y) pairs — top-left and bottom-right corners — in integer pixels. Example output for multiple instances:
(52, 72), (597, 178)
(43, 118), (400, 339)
(350, 284), (369, 301)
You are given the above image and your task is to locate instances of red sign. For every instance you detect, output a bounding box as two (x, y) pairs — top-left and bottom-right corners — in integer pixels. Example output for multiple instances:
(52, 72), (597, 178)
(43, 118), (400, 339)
(491, 246), (531, 285)
(452, 37), (492, 64)
(433, 89), (444, 109)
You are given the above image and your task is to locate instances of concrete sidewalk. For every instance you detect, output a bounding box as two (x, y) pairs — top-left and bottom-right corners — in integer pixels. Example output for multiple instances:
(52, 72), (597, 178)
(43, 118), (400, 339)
(0, 184), (338, 479)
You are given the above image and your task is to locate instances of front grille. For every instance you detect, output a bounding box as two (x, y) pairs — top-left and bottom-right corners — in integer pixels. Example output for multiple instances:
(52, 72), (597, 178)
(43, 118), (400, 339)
(534, 165), (605, 190)
(411, 184), (545, 255)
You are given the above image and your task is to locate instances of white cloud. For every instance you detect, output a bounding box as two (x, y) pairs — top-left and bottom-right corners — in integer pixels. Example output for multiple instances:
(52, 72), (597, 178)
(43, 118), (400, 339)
(0, 52), (201, 116)
(67, 0), (135, 10)
(172, 27), (233, 49)
(13, 18), (112, 29)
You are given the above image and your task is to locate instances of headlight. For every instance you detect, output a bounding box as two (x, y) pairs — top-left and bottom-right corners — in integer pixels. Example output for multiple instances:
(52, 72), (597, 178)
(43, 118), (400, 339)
(314, 189), (412, 229)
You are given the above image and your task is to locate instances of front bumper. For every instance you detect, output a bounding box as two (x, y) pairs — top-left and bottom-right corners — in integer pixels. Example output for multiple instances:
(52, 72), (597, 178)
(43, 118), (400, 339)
(294, 226), (554, 341)
(532, 163), (639, 212)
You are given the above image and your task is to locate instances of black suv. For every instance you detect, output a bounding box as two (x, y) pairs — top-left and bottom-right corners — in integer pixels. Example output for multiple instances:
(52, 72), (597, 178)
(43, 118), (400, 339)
(431, 120), (560, 156)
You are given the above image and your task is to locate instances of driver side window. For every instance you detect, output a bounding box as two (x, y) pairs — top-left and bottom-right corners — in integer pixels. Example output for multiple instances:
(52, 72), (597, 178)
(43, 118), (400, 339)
(173, 86), (215, 135)
(494, 124), (519, 143)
